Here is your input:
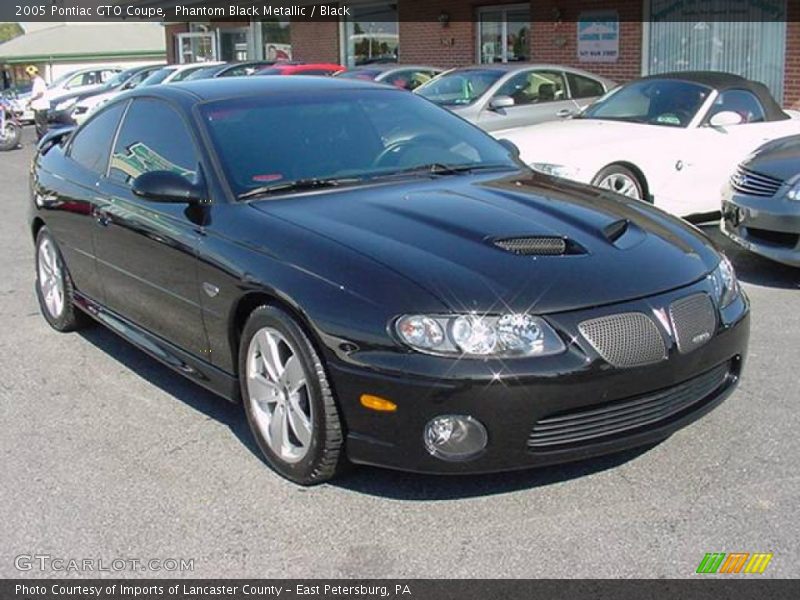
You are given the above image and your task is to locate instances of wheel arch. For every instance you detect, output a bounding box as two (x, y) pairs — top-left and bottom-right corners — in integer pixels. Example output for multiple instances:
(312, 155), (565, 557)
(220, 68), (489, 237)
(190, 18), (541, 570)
(31, 216), (45, 242)
(596, 161), (652, 203)
(229, 290), (330, 380)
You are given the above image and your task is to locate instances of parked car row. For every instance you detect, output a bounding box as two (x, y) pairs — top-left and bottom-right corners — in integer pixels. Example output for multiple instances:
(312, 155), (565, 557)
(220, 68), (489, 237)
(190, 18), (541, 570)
(32, 59), (800, 269)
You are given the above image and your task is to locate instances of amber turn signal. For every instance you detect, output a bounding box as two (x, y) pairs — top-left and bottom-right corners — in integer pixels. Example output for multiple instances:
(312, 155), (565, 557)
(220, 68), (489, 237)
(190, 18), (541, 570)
(360, 394), (397, 412)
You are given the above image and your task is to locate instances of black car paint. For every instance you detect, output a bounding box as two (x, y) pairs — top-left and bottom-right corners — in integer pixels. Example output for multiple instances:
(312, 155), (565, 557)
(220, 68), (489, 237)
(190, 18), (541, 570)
(29, 79), (749, 473)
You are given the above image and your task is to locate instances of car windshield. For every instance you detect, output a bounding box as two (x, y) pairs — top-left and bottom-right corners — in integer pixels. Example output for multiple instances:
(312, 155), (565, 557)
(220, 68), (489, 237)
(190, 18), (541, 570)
(48, 70), (79, 89)
(140, 68), (175, 86)
(416, 69), (505, 106)
(102, 69), (136, 90)
(581, 79), (711, 127)
(200, 88), (519, 198)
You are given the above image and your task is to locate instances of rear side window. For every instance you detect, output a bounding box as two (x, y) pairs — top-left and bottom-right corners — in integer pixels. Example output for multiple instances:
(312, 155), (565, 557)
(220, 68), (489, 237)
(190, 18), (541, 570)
(68, 102), (126, 174)
(708, 89), (766, 124)
(567, 73), (605, 99)
(110, 98), (199, 185)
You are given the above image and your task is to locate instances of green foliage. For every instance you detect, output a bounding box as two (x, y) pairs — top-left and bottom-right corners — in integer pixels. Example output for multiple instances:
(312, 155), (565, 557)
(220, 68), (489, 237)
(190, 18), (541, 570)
(0, 22), (23, 45)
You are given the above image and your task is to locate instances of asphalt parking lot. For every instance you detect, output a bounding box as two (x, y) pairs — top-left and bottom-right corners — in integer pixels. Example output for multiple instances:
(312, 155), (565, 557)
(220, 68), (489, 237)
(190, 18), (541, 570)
(1, 127), (799, 579)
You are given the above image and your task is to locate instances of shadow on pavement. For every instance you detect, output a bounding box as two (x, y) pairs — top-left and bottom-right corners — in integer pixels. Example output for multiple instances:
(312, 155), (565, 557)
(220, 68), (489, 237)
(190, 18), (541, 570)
(78, 324), (656, 499)
(699, 224), (800, 290)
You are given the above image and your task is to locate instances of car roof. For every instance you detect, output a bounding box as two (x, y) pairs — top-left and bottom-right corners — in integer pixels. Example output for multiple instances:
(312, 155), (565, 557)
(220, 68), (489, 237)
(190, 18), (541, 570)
(637, 71), (788, 121)
(145, 75), (391, 103)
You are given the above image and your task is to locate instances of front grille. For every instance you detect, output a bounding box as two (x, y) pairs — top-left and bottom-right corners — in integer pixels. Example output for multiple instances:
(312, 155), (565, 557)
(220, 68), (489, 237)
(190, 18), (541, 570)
(527, 362), (731, 449)
(578, 312), (666, 368)
(494, 236), (567, 256)
(730, 165), (783, 197)
(669, 294), (716, 354)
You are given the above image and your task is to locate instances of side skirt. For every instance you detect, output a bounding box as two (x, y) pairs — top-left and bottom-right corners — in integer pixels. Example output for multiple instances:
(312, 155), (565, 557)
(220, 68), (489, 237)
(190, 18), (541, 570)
(74, 292), (240, 403)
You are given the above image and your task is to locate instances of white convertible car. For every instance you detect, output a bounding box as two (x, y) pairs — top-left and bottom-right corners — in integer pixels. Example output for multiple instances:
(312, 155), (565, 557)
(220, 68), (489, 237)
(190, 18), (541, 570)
(496, 72), (800, 218)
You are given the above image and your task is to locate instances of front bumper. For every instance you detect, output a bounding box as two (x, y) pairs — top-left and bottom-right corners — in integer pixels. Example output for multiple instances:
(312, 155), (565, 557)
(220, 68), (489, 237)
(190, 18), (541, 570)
(721, 185), (800, 267)
(328, 278), (750, 474)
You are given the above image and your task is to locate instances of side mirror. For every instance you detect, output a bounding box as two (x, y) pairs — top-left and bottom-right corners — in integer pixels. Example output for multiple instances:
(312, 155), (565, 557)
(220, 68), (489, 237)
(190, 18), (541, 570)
(489, 95), (515, 111)
(498, 138), (521, 159)
(709, 110), (744, 127)
(132, 171), (204, 204)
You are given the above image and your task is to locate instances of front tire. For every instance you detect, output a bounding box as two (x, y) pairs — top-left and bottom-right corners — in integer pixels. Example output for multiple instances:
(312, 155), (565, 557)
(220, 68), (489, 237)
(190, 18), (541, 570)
(34, 227), (90, 332)
(239, 305), (346, 485)
(592, 164), (646, 201)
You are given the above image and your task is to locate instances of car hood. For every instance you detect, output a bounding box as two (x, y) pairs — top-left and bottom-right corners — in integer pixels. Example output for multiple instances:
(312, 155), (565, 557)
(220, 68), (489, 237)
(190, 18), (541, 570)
(497, 118), (679, 161)
(252, 172), (719, 314)
(743, 134), (800, 181)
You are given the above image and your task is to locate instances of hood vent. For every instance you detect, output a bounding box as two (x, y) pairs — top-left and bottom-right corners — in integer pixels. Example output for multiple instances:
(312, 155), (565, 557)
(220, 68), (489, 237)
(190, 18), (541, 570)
(603, 219), (629, 243)
(493, 236), (568, 256)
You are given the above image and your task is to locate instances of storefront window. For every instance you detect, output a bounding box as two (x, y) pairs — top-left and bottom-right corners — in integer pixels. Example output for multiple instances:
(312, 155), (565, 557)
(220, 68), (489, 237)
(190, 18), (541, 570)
(219, 29), (249, 62)
(261, 19), (292, 61)
(478, 4), (530, 64)
(178, 25), (217, 64)
(343, 3), (399, 67)
(648, 1), (787, 101)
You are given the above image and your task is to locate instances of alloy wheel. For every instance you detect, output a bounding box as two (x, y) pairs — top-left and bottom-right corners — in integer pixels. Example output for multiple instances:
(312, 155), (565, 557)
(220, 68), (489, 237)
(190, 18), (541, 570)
(37, 238), (65, 318)
(246, 327), (313, 463)
(597, 173), (641, 199)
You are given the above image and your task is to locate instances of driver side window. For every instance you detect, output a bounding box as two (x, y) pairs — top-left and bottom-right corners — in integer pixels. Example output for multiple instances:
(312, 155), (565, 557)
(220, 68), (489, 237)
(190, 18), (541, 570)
(707, 90), (766, 124)
(494, 70), (566, 106)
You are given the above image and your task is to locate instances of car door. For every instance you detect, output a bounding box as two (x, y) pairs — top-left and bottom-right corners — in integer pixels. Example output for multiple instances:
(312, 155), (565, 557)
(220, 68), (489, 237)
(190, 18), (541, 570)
(476, 69), (578, 131)
(32, 101), (128, 303)
(93, 97), (209, 358)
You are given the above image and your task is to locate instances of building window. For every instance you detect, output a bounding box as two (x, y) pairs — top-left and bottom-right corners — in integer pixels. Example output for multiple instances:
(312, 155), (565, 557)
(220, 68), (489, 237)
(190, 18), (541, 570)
(177, 25), (217, 64)
(477, 4), (530, 64)
(343, 2), (399, 67)
(219, 28), (250, 62)
(647, 1), (787, 101)
(261, 19), (292, 61)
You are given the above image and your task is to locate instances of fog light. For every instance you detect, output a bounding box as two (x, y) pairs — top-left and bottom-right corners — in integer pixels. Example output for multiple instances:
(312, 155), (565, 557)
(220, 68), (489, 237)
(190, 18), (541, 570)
(423, 415), (487, 461)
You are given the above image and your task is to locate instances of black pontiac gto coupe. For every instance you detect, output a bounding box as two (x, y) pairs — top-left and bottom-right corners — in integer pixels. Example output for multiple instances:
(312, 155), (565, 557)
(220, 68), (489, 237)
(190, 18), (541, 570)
(30, 77), (749, 484)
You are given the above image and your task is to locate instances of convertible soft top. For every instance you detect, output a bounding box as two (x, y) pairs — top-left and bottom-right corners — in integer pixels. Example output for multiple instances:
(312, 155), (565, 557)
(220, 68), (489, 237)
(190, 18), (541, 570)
(640, 71), (789, 122)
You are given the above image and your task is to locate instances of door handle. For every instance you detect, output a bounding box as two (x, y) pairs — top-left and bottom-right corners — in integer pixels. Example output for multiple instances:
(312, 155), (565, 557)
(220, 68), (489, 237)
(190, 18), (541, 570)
(556, 108), (574, 118)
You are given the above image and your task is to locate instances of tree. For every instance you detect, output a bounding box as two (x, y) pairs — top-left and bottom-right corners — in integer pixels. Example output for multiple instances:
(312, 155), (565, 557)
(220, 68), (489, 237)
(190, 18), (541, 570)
(0, 22), (23, 44)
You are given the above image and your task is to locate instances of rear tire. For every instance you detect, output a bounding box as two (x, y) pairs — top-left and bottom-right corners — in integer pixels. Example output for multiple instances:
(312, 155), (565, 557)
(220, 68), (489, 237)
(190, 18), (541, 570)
(34, 227), (90, 332)
(592, 165), (646, 201)
(239, 305), (347, 485)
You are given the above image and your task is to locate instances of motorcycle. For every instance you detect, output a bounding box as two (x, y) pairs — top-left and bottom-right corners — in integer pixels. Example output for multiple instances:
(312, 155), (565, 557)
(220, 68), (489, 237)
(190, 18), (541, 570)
(0, 96), (22, 151)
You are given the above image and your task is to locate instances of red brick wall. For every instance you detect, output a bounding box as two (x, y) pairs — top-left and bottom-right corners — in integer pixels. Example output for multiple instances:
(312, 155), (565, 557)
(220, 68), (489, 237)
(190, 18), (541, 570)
(530, 0), (642, 84)
(785, 4), (800, 108)
(165, 23), (189, 64)
(290, 6), (341, 64)
(398, 1), (642, 84)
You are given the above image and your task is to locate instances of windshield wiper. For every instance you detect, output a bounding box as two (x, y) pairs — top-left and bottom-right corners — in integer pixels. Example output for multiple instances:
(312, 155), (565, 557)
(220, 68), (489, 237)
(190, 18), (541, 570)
(237, 176), (363, 200)
(371, 163), (515, 180)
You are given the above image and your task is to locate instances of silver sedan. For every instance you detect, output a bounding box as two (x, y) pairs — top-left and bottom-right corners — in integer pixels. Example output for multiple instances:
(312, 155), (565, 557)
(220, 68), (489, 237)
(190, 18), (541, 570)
(415, 63), (615, 132)
(721, 134), (800, 267)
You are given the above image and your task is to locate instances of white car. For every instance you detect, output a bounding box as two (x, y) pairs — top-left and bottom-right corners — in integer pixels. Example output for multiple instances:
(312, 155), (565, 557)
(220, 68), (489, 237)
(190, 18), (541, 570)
(496, 72), (800, 218)
(138, 62), (225, 86)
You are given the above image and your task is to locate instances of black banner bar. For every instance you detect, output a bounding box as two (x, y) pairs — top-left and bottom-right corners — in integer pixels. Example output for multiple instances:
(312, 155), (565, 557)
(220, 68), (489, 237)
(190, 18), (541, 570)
(3, 580), (800, 600)
(1, 0), (794, 23)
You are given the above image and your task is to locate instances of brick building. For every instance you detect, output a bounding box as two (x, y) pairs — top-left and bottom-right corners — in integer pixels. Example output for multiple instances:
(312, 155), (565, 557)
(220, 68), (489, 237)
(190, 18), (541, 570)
(162, 0), (798, 107)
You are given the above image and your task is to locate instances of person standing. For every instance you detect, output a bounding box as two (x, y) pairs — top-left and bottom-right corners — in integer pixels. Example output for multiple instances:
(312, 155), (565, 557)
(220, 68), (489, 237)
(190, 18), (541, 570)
(26, 65), (49, 141)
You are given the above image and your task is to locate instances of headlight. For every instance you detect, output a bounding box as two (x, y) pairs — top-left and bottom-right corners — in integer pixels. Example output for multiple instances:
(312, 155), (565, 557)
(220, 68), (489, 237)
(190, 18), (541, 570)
(709, 255), (740, 309)
(54, 98), (77, 112)
(394, 313), (565, 357)
(530, 163), (581, 180)
(787, 180), (800, 201)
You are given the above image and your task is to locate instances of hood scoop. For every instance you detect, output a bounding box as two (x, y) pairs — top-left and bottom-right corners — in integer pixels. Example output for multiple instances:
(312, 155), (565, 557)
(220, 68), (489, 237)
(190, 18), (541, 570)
(492, 236), (579, 256)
